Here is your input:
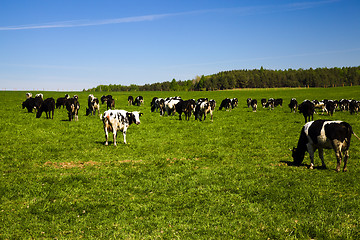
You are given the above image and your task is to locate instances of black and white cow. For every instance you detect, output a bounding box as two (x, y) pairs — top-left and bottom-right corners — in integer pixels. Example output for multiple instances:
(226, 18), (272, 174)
(34, 94), (44, 112)
(231, 98), (238, 109)
(274, 98), (283, 107)
(291, 120), (359, 172)
(134, 96), (144, 106)
(175, 99), (196, 120)
(102, 110), (143, 146)
(22, 97), (35, 112)
(86, 94), (100, 116)
(325, 100), (336, 116)
(288, 98), (298, 113)
(298, 100), (315, 123)
(101, 95), (113, 104)
(261, 98), (267, 108)
(65, 97), (80, 121)
(150, 97), (158, 112)
(165, 98), (181, 116)
(195, 100), (213, 121)
(128, 96), (134, 106)
(36, 97), (55, 119)
(349, 100), (359, 115)
(250, 99), (257, 112)
(246, 98), (252, 108)
(265, 98), (275, 110)
(56, 94), (70, 109)
(219, 98), (232, 111)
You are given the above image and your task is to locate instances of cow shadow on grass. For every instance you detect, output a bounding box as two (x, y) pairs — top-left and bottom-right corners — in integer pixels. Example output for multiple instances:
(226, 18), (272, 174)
(280, 160), (328, 170)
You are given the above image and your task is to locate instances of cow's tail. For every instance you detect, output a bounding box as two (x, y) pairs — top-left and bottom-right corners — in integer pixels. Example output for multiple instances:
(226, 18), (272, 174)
(353, 132), (360, 141)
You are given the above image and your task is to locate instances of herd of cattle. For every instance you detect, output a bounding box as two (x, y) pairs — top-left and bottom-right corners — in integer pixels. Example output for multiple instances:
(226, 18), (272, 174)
(21, 92), (360, 171)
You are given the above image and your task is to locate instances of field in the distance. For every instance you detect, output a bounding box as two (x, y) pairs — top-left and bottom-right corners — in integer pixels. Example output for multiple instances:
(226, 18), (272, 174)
(1, 86), (360, 239)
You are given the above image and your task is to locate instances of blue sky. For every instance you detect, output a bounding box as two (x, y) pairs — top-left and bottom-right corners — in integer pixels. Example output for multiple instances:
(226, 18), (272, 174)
(1, 0), (359, 91)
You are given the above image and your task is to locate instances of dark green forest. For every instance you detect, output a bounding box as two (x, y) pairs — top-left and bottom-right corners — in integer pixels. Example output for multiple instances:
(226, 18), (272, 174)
(85, 66), (360, 92)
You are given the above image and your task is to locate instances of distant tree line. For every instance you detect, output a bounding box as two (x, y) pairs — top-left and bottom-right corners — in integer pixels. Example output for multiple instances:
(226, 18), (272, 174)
(84, 66), (360, 92)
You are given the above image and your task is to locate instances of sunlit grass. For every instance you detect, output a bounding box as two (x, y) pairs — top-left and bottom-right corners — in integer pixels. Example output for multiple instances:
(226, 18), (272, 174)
(0, 87), (359, 239)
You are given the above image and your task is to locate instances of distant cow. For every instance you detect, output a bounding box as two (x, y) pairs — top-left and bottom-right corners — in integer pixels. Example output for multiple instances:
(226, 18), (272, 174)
(134, 96), (144, 106)
(65, 97), (80, 121)
(274, 98), (283, 107)
(56, 94), (70, 109)
(36, 97), (55, 119)
(26, 93), (32, 99)
(165, 98), (181, 116)
(150, 97), (158, 112)
(250, 99), (257, 112)
(128, 96), (134, 106)
(325, 100), (336, 116)
(246, 98), (252, 108)
(288, 98), (298, 113)
(102, 109), (143, 145)
(22, 97), (35, 112)
(261, 98), (267, 108)
(265, 98), (275, 110)
(176, 99), (196, 120)
(86, 94), (100, 116)
(291, 120), (360, 172)
(219, 98), (232, 111)
(101, 95), (113, 104)
(298, 100), (315, 123)
(231, 98), (238, 109)
(195, 100), (213, 121)
(349, 100), (359, 115)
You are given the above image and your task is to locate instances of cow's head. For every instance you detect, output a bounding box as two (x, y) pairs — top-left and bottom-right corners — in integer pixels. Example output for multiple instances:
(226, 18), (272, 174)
(127, 111), (143, 125)
(291, 147), (305, 166)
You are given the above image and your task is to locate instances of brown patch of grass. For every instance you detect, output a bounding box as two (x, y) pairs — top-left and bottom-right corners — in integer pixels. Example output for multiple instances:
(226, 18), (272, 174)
(44, 160), (100, 169)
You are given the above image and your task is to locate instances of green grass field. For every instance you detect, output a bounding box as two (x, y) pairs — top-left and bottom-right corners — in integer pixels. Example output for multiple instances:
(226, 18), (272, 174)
(1, 87), (360, 239)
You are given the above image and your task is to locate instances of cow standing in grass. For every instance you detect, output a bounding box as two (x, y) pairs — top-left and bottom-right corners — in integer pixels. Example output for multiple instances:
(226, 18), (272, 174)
(102, 110), (143, 145)
(291, 120), (360, 172)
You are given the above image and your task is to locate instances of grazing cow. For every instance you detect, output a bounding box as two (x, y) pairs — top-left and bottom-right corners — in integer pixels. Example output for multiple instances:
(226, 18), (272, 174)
(65, 97), (80, 121)
(339, 99), (349, 111)
(325, 100), (336, 116)
(102, 110), (143, 145)
(26, 93), (32, 99)
(349, 100), (359, 115)
(128, 96), (134, 106)
(261, 98), (267, 108)
(209, 99), (216, 111)
(56, 94), (70, 109)
(265, 98), (275, 110)
(312, 100), (326, 114)
(246, 98), (252, 108)
(36, 98), (55, 119)
(288, 98), (298, 113)
(291, 120), (360, 172)
(219, 98), (232, 111)
(101, 95), (113, 104)
(150, 97), (158, 112)
(175, 99), (196, 120)
(158, 98), (166, 116)
(22, 97), (35, 113)
(134, 96), (144, 106)
(195, 100), (213, 121)
(231, 98), (238, 109)
(250, 99), (257, 112)
(274, 98), (283, 107)
(298, 100), (315, 123)
(34, 95), (44, 112)
(86, 94), (100, 116)
(165, 98), (181, 116)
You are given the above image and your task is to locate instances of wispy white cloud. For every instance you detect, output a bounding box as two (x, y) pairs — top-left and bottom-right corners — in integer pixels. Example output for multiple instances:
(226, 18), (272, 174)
(0, 0), (340, 31)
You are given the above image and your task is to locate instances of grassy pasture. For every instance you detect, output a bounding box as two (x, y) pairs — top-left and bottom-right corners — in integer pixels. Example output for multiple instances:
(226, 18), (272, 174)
(1, 87), (360, 239)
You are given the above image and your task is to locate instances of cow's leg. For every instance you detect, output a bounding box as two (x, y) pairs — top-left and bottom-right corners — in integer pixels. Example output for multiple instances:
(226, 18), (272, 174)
(318, 148), (327, 169)
(104, 128), (109, 146)
(113, 129), (117, 146)
(123, 130), (127, 144)
(307, 145), (315, 169)
(343, 149), (349, 172)
(331, 141), (343, 172)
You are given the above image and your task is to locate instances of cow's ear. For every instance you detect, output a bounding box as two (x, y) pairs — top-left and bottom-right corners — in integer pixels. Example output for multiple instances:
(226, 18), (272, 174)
(126, 112), (132, 119)
(139, 112), (143, 117)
